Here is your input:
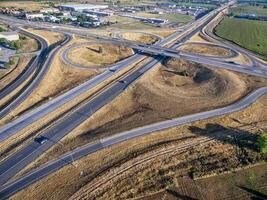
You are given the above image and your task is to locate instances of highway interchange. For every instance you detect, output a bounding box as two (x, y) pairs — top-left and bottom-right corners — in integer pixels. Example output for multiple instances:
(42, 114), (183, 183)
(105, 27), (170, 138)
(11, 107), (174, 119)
(0, 1), (267, 198)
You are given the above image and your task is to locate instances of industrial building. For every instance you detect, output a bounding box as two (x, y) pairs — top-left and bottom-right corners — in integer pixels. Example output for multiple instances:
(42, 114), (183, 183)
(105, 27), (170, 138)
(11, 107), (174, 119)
(120, 14), (168, 24)
(25, 13), (44, 20)
(83, 10), (114, 17)
(0, 31), (19, 41)
(58, 4), (108, 12)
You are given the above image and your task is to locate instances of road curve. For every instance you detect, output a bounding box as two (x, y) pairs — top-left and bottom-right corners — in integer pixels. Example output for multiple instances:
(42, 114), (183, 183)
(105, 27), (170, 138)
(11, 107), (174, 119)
(0, 2), (238, 189)
(114, 30), (162, 43)
(200, 12), (267, 71)
(178, 41), (239, 59)
(0, 2), (219, 141)
(0, 86), (266, 199)
(61, 41), (135, 70)
(0, 29), (47, 100)
(0, 32), (71, 119)
(0, 8), (222, 185)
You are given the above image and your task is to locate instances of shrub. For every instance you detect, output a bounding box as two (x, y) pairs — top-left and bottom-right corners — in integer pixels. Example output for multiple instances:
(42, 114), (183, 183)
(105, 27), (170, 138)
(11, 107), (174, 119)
(0, 27), (7, 32)
(256, 133), (267, 154)
(19, 35), (27, 40)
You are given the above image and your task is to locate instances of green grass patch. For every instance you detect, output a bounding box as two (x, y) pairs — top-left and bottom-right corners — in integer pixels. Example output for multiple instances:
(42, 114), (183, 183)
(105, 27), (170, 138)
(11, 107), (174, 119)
(162, 13), (193, 23)
(215, 17), (267, 57)
(230, 6), (267, 16)
(175, 2), (217, 9)
(136, 12), (193, 23)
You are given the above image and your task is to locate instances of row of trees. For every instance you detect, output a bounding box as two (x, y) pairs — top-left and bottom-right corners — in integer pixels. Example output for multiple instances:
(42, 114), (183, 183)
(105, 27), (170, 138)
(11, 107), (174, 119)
(0, 38), (21, 50)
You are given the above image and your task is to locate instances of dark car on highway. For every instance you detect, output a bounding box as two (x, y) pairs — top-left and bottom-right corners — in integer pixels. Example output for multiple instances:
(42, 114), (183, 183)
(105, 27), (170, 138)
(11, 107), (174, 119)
(34, 136), (48, 144)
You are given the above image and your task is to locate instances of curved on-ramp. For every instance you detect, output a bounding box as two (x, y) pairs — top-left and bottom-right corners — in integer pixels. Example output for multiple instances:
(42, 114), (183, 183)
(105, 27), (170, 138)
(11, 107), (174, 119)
(61, 41), (136, 70)
(0, 31), (72, 119)
(178, 41), (239, 59)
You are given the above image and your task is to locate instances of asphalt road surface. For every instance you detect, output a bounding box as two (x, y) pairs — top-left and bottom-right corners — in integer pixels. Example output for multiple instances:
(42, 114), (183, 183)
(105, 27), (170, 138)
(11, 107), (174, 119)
(0, 30), (47, 101)
(0, 4), (245, 187)
(0, 2), (221, 141)
(0, 31), (71, 119)
(2, 2), (266, 198)
(0, 86), (266, 199)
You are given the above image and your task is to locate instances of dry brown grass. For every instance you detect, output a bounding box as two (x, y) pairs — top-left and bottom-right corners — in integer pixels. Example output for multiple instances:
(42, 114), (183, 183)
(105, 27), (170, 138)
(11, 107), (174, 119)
(66, 59), (249, 140)
(0, 37), (101, 167)
(146, 29), (176, 38)
(15, 58), (267, 178)
(0, 55), (33, 90)
(67, 43), (133, 67)
(11, 92), (267, 200)
(0, 37), (97, 125)
(188, 33), (210, 43)
(26, 29), (65, 46)
(120, 32), (159, 44)
(0, 47), (148, 166)
(178, 43), (232, 57)
(0, 1), (48, 11)
(18, 35), (39, 53)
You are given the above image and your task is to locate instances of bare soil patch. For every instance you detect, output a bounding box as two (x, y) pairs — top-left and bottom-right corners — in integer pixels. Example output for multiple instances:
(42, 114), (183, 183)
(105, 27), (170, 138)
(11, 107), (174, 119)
(67, 43), (133, 67)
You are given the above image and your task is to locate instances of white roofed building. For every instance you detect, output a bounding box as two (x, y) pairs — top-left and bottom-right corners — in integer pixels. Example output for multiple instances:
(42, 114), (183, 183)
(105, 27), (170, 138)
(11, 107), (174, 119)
(26, 13), (44, 20)
(0, 32), (19, 41)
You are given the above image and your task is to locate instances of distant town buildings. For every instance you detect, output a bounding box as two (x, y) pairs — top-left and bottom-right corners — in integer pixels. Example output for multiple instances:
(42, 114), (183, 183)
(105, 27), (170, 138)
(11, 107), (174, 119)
(0, 2), (216, 29)
(58, 4), (108, 12)
(0, 31), (19, 41)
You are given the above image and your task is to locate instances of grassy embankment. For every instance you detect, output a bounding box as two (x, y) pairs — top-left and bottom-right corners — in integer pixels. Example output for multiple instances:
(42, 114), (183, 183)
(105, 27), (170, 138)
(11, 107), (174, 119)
(214, 17), (267, 57)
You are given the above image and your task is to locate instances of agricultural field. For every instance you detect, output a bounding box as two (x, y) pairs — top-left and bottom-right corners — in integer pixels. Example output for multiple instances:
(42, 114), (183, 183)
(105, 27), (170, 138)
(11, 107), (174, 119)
(0, 1), (48, 11)
(175, 2), (217, 9)
(215, 17), (267, 57)
(230, 5), (267, 16)
(136, 12), (193, 23)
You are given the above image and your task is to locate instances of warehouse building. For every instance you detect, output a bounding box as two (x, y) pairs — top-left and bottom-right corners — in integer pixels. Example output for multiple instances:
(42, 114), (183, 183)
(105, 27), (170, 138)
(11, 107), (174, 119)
(83, 10), (113, 17)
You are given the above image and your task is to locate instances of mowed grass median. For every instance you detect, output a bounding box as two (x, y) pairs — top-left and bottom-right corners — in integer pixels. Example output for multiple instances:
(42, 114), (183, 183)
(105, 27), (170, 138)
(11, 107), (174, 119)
(214, 17), (267, 57)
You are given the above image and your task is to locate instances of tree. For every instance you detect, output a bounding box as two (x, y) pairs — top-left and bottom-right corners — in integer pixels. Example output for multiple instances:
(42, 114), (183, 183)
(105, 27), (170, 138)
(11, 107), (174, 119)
(99, 46), (103, 54)
(181, 70), (189, 77)
(19, 35), (27, 40)
(0, 27), (6, 32)
(256, 133), (267, 154)
(77, 15), (87, 24)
